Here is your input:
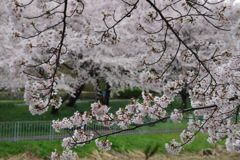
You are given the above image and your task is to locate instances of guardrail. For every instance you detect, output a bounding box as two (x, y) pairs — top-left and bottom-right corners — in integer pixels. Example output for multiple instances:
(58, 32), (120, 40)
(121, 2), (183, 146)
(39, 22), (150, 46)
(0, 119), (188, 142)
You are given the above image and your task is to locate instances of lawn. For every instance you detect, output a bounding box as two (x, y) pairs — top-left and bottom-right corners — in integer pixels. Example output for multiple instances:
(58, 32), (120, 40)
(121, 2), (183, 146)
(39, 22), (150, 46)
(0, 99), (191, 140)
(0, 132), (225, 159)
(0, 99), (224, 160)
(0, 98), (189, 122)
(0, 100), (132, 122)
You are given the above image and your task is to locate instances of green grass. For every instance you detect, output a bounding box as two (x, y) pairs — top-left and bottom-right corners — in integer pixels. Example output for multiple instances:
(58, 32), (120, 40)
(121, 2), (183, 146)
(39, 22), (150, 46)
(0, 99), (189, 138)
(0, 98), (188, 122)
(109, 132), (225, 153)
(0, 120), (187, 138)
(0, 100), (132, 122)
(0, 132), (226, 159)
(75, 100), (132, 113)
(0, 98), (223, 159)
(0, 100), (25, 103)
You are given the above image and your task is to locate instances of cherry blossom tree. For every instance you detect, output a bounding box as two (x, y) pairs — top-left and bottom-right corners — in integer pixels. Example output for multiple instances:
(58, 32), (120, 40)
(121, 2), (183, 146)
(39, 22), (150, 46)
(2, 0), (240, 159)
(0, 3), (26, 91)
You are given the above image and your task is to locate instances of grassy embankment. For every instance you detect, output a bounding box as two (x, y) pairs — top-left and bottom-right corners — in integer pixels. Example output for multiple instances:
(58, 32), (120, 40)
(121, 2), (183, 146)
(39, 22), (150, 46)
(0, 98), (198, 159)
(0, 132), (225, 159)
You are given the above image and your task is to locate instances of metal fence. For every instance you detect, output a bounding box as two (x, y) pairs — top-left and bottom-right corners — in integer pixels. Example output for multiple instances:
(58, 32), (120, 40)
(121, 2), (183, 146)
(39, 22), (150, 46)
(0, 119), (188, 142)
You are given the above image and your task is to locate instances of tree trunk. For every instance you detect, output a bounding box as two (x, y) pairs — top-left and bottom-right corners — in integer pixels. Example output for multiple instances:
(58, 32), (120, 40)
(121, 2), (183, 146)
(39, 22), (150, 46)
(51, 106), (59, 115)
(66, 84), (85, 107)
(95, 79), (102, 103)
(103, 83), (111, 105)
(180, 87), (188, 109)
(50, 93), (71, 115)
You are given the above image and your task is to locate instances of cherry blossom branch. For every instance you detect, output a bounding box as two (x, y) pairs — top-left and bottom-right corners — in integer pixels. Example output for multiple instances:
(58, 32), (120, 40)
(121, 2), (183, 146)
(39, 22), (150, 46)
(94, 0), (139, 45)
(181, 107), (217, 146)
(24, 2), (64, 19)
(71, 104), (218, 145)
(15, 0), (34, 7)
(47, 0), (69, 99)
(156, 41), (181, 80)
(146, 0), (217, 84)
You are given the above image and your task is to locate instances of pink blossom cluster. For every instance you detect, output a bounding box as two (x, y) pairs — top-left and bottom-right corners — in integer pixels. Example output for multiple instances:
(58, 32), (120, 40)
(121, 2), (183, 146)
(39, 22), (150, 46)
(187, 119), (201, 132)
(70, 111), (92, 128)
(115, 92), (176, 128)
(226, 129), (240, 153)
(51, 148), (78, 160)
(52, 111), (92, 132)
(91, 101), (110, 120)
(154, 95), (174, 108)
(180, 130), (195, 144)
(24, 80), (62, 115)
(163, 80), (185, 97)
(165, 139), (182, 155)
(170, 109), (183, 123)
(95, 138), (112, 151)
(62, 130), (94, 148)
(52, 118), (73, 132)
(51, 92), (177, 153)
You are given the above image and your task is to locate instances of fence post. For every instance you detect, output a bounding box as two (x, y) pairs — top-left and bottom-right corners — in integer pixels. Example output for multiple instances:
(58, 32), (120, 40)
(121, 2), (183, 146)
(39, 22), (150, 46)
(189, 114), (193, 123)
(14, 122), (19, 142)
(17, 122), (20, 141)
(14, 122), (16, 141)
(49, 121), (53, 140)
(166, 120), (169, 132)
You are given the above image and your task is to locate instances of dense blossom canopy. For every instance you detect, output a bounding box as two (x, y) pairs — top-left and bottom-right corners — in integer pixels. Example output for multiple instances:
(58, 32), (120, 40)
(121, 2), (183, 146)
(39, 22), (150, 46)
(0, 0), (240, 159)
